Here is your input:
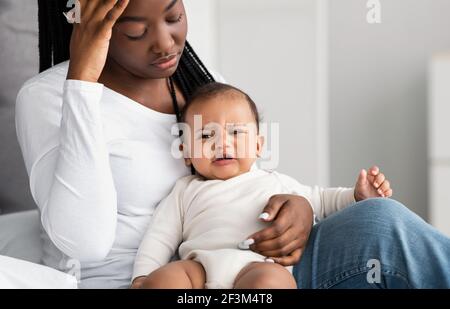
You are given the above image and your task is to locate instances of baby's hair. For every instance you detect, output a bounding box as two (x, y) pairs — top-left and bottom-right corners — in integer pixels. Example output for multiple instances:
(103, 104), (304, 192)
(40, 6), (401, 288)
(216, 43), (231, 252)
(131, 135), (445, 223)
(180, 82), (260, 131)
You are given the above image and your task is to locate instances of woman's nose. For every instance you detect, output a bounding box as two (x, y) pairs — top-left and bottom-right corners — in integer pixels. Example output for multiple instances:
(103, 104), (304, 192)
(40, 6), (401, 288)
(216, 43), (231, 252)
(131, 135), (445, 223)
(150, 27), (175, 55)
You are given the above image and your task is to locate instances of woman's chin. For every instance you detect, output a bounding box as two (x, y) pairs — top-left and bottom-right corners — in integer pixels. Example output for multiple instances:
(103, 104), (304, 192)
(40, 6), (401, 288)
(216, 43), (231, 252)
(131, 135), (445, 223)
(144, 64), (179, 79)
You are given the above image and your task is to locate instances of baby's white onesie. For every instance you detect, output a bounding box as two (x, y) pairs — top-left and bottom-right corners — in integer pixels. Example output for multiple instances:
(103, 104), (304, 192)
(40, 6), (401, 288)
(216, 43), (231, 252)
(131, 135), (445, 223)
(133, 169), (355, 288)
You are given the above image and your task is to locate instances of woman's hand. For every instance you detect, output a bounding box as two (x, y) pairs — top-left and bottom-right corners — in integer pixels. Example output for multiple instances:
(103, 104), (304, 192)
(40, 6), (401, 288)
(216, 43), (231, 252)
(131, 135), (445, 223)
(67, 0), (130, 82)
(243, 194), (314, 266)
(354, 166), (393, 201)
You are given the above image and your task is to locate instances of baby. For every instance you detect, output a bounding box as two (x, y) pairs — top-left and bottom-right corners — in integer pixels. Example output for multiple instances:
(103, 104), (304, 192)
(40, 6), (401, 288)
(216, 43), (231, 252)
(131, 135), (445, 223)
(131, 83), (393, 289)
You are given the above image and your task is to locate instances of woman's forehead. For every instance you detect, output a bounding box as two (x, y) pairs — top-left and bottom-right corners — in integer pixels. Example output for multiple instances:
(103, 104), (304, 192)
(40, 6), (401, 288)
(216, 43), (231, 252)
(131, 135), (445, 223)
(121, 0), (180, 17)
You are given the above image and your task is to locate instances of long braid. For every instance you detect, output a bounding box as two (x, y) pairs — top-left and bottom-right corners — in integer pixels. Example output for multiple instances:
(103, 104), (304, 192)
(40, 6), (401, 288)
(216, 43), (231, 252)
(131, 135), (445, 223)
(38, 0), (52, 72)
(173, 41), (215, 99)
(53, 0), (71, 65)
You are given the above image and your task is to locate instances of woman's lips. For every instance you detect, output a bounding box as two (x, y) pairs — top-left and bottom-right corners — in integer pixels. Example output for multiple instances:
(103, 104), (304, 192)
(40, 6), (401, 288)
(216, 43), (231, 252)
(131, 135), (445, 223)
(151, 54), (179, 70)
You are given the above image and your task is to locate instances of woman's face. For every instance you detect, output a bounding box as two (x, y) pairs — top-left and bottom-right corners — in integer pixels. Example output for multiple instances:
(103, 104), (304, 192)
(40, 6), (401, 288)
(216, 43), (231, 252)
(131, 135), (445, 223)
(108, 0), (187, 79)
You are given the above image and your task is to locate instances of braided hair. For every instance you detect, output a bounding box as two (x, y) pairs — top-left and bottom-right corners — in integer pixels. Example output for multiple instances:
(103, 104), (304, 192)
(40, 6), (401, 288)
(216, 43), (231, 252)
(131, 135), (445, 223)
(37, 0), (215, 120)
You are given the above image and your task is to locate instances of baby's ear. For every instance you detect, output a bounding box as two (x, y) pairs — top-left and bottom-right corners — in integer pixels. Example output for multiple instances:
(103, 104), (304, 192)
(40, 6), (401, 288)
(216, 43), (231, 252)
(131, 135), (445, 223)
(256, 135), (265, 157)
(184, 158), (192, 167)
(179, 143), (192, 166)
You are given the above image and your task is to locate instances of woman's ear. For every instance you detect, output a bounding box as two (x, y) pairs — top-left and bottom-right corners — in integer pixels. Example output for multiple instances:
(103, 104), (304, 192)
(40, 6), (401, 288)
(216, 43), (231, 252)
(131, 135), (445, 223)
(256, 135), (265, 158)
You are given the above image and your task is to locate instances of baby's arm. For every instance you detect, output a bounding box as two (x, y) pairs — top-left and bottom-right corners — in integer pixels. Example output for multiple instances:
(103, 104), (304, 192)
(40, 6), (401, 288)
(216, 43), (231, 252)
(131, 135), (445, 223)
(276, 173), (354, 221)
(309, 186), (355, 220)
(312, 166), (393, 219)
(132, 177), (190, 285)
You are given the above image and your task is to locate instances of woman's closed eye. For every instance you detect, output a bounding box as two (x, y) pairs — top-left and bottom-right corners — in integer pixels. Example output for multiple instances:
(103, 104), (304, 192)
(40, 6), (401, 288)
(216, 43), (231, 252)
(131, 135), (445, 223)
(126, 30), (147, 41)
(121, 23), (148, 41)
(167, 13), (184, 24)
(124, 13), (183, 41)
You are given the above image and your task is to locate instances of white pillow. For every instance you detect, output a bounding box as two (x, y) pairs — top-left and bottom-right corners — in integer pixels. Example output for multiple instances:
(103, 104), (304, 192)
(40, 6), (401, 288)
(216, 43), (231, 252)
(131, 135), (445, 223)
(0, 255), (77, 289)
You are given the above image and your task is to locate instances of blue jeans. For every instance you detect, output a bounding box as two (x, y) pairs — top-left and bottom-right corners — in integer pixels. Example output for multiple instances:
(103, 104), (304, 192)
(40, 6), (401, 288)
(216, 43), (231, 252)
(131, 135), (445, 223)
(294, 198), (450, 288)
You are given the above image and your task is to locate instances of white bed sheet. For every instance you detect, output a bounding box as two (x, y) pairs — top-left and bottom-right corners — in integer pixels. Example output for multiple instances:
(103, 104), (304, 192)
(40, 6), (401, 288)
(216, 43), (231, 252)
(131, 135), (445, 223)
(0, 255), (77, 289)
(0, 210), (77, 288)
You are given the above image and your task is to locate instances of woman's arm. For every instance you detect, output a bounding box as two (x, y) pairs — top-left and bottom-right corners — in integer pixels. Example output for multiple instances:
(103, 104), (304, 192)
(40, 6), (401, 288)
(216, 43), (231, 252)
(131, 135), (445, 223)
(16, 80), (117, 263)
(14, 0), (130, 263)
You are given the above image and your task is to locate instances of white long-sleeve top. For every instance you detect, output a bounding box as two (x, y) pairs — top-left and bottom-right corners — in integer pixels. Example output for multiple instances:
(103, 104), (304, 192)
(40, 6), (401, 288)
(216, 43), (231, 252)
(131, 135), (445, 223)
(133, 169), (355, 280)
(15, 61), (192, 288)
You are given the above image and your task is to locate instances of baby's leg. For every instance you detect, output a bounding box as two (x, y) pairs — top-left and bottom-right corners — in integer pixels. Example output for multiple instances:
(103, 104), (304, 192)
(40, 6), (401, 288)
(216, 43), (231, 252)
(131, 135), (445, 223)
(139, 260), (206, 289)
(233, 262), (297, 289)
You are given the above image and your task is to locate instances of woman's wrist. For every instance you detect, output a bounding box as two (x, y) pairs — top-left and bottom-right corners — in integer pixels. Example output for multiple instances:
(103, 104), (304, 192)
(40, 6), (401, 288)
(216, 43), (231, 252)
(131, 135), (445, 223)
(67, 66), (99, 83)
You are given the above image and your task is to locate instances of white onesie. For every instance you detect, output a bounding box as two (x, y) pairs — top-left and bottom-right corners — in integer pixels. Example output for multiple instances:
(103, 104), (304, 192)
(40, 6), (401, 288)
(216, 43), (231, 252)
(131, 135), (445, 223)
(132, 169), (355, 289)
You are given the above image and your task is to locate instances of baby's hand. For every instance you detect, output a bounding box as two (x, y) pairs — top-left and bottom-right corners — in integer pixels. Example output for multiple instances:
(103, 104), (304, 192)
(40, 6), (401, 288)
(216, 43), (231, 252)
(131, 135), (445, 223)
(354, 166), (393, 201)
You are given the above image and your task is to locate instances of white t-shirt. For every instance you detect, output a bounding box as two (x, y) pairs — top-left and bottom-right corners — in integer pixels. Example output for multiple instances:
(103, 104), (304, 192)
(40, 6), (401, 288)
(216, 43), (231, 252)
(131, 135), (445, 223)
(132, 169), (355, 281)
(16, 60), (218, 288)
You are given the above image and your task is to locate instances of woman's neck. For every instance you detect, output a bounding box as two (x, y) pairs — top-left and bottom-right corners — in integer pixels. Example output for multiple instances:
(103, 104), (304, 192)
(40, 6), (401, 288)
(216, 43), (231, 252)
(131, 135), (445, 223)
(99, 58), (179, 114)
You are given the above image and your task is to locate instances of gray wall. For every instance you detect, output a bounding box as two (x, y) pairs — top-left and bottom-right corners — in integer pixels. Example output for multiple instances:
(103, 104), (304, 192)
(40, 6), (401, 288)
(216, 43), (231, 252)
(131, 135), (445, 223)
(0, 0), (38, 214)
(217, 0), (329, 186)
(329, 0), (450, 219)
(3, 0), (450, 219)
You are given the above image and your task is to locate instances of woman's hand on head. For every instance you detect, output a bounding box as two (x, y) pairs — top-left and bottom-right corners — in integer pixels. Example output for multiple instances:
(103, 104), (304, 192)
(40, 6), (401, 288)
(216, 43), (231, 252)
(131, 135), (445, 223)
(67, 0), (130, 83)
(245, 194), (314, 266)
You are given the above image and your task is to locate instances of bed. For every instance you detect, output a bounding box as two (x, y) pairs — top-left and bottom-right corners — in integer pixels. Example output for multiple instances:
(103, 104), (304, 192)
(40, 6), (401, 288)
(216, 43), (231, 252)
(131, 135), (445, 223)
(0, 210), (77, 288)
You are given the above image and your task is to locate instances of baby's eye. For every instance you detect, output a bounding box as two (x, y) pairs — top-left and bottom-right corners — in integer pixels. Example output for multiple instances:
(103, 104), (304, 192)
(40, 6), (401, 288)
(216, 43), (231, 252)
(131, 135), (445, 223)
(230, 128), (247, 135)
(201, 130), (215, 139)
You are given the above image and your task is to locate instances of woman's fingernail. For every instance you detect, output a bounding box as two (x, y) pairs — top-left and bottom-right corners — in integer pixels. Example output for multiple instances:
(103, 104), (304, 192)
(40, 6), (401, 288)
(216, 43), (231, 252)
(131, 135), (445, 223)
(259, 212), (270, 220)
(238, 238), (255, 250)
(374, 182), (379, 187)
(265, 258), (275, 263)
(244, 238), (255, 246)
(378, 189), (383, 195)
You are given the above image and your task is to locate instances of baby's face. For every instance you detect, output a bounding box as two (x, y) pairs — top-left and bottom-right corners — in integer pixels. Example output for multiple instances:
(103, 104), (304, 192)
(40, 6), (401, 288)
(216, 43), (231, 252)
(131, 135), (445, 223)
(182, 94), (263, 180)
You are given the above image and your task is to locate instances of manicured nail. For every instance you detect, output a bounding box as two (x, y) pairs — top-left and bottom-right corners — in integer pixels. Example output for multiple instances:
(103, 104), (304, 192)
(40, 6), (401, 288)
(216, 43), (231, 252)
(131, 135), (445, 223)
(374, 182), (379, 188)
(238, 238), (255, 250)
(378, 189), (383, 195)
(265, 258), (275, 263)
(259, 212), (270, 220)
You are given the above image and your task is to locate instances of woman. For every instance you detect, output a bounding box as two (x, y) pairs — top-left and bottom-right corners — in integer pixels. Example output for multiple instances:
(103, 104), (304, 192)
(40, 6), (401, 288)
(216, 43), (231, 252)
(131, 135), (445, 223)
(15, 0), (450, 288)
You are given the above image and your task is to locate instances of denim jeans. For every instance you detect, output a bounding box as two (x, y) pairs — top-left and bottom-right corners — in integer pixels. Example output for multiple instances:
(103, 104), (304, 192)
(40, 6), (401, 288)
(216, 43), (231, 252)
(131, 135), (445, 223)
(294, 198), (450, 288)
